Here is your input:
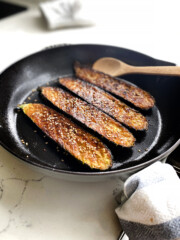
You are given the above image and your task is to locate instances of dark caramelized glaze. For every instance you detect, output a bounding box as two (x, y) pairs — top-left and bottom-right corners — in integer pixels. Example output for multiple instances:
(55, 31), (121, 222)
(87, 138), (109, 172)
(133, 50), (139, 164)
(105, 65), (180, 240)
(20, 103), (112, 170)
(74, 62), (155, 110)
(41, 87), (135, 147)
(59, 78), (148, 130)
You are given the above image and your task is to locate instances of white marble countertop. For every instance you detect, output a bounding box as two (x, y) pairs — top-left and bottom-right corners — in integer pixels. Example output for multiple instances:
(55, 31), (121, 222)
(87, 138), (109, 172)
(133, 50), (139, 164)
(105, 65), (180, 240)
(0, 0), (180, 239)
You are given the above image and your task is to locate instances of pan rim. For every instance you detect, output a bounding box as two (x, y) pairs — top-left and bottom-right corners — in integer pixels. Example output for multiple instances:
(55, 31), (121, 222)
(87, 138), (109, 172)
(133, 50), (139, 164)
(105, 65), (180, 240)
(0, 138), (179, 176)
(0, 43), (179, 176)
(0, 42), (168, 76)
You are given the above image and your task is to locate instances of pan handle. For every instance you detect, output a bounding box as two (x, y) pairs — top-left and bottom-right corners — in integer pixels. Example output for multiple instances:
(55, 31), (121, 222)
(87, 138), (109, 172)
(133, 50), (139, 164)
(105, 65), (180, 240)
(118, 232), (128, 240)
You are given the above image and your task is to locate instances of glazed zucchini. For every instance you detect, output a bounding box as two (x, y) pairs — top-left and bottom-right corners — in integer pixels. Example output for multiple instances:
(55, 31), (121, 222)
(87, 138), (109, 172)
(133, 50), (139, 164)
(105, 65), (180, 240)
(20, 103), (112, 170)
(41, 87), (135, 147)
(74, 62), (155, 110)
(59, 78), (148, 131)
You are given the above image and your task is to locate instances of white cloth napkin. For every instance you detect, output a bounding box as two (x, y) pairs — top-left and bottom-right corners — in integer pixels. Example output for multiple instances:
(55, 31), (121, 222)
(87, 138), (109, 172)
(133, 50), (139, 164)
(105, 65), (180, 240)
(39, 0), (93, 30)
(115, 161), (180, 240)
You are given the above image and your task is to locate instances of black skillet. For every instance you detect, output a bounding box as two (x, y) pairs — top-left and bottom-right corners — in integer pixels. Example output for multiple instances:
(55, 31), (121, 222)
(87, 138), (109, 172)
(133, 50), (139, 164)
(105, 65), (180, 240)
(0, 44), (179, 181)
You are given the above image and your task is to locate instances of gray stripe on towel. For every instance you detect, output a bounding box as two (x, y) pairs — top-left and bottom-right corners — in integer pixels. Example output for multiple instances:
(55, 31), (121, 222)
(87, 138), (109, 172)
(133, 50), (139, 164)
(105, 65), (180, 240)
(119, 216), (180, 240)
(125, 175), (166, 198)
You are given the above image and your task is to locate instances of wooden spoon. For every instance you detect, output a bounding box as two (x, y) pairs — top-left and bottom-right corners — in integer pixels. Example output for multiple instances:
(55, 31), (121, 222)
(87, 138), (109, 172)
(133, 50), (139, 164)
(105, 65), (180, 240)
(92, 57), (180, 77)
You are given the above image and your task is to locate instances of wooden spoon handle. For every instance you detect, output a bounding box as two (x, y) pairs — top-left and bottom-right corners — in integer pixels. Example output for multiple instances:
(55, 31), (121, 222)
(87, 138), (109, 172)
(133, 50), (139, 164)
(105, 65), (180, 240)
(129, 66), (180, 76)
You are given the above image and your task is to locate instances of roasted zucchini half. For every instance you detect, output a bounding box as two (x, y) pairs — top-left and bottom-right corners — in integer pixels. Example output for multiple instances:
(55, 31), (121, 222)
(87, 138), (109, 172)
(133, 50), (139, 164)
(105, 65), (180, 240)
(74, 62), (155, 110)
(41, 87), (135, 147)
(20, 103), (112, 170)
(59, 78), (148, 131)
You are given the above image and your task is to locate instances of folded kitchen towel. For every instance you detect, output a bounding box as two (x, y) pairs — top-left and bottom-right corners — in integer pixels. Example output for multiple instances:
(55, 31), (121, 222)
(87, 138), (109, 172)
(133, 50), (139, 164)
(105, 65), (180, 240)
(115, 161), (180, 240)
(39, 0), (93, 30)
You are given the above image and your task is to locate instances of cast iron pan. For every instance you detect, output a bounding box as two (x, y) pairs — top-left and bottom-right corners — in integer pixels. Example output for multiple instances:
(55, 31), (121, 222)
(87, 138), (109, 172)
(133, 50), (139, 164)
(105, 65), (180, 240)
(0, 44), (179, 179)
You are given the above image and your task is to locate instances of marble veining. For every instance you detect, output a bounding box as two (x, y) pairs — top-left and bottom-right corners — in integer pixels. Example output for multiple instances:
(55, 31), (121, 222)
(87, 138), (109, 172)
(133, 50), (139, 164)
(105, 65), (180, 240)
(0, 176), (45, 234)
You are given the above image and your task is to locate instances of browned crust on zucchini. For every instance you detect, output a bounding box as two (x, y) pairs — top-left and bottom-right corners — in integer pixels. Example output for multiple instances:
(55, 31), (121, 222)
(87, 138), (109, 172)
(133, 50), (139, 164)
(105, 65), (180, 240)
(59, 78), (148, 131)
(41, 87), (135, 147)
(74, 62), (155, 110)
(20, 103), (112, 170)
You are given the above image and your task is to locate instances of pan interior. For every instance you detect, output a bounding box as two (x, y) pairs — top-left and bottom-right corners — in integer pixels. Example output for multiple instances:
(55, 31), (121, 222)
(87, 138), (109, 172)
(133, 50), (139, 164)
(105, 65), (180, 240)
(15, 77), (162, 172)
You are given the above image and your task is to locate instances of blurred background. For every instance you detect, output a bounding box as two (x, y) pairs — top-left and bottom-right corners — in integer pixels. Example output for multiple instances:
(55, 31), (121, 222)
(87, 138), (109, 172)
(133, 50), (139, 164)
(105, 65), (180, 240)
(1, 0), (180, 71)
